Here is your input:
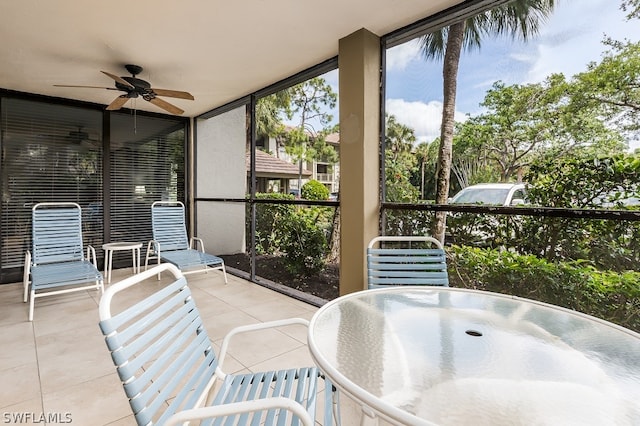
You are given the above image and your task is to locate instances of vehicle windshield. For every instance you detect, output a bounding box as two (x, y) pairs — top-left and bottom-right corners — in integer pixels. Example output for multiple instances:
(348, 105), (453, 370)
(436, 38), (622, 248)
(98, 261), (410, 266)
(451, 188), (511, 205)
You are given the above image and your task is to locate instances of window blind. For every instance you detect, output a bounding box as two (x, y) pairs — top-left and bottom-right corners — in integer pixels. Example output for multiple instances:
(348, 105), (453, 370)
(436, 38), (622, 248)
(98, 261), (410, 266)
(0, 97), (186, 281)
(1, 98), (103, 270)
(108, 113), (185, 261)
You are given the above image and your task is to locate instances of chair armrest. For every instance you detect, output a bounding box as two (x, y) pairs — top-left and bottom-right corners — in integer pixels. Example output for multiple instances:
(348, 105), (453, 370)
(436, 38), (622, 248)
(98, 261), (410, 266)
(86, 245), (98, 267)
(146, 240), (160, 256)
(191, 236), (205, 252)
(216, 318), (310, 378)
(164, 396), (314, 426)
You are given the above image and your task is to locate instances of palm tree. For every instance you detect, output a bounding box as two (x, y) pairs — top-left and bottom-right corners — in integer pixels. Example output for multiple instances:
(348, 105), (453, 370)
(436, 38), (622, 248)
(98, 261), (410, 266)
(419, 0), (557, 243)
(386, 114), (416, 161)
(414, 142), (433, 200)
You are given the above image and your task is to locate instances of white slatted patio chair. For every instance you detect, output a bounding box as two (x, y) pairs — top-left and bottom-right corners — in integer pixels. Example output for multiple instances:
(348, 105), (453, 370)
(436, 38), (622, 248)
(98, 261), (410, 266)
(367, 235), (449, 289)
(23, 202), (103, 321)
(98, 263), (340, 426)
(144, 201), (227, 283)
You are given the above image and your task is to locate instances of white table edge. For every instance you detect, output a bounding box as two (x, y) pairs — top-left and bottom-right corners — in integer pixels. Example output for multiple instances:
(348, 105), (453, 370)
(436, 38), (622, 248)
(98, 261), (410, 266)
(307, 286), (640, 425)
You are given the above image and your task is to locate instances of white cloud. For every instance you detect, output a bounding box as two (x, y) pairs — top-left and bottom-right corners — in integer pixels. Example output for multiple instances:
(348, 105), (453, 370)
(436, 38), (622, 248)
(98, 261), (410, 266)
(525, 0), (640, 83)
(386, 98), (467, 143)
(386, 39), (421, 71)
(384, 0), (640, 152)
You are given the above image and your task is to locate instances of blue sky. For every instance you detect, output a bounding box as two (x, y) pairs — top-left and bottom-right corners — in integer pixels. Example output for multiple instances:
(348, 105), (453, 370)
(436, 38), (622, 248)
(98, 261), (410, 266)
(384, 0), (640, 148)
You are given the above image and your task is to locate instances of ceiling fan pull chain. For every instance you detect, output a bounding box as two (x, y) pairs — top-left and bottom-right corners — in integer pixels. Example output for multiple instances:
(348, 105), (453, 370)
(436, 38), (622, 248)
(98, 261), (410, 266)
(133, 98), (137, 134)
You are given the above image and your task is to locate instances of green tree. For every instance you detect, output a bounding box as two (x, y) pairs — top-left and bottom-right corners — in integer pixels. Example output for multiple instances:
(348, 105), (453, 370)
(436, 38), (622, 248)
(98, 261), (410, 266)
(256, 91), (292, 142)
(385, 114), (419, 202)
(284, 78), (338, 190)
(419, 0), (557, 243)
(451, 122), (499, 188)
(621, 0), (640, 19)
(455, 77), (626, 182)
(571, 39), (640, 135)
(413, 142), (436, 200)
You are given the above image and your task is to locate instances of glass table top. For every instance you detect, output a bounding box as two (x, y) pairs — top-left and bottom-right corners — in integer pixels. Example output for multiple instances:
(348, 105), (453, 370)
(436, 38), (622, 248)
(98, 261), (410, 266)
(308, 287), (640, 425)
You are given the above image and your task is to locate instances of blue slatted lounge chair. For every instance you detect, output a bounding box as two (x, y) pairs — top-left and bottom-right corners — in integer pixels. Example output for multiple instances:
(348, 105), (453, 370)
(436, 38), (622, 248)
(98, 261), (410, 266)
(144, 201), (227, 283)
(23, 202), (103, 321)
(367, 235), (449, 289)
(98, 263), (340, 426)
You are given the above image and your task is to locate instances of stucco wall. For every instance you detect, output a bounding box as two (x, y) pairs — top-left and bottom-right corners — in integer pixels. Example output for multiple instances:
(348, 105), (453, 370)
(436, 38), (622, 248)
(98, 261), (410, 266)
(195, 107), (246, 255)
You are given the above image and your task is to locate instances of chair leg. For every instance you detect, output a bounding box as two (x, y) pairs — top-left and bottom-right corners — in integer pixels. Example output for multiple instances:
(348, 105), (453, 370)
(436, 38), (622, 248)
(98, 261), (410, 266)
(332, 388), (342, 426)
(144, 242), (153, 272)
(29, 290), (35, 322)
(144, 252), (150, 271)
(221, 263), (228, 284)
(23, 254), (30, 303)
(143, 242), (162, 280)
(23, 282), (29, 303)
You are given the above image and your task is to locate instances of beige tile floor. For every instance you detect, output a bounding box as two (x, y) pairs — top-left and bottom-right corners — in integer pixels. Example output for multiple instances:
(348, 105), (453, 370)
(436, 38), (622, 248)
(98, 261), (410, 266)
(0, 268), (363, 426)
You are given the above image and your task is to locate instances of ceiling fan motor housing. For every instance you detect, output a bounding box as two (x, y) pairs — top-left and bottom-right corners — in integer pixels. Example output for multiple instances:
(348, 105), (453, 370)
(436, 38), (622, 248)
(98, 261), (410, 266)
(125, 64), (144, 76)
(116, 77), (152, 98)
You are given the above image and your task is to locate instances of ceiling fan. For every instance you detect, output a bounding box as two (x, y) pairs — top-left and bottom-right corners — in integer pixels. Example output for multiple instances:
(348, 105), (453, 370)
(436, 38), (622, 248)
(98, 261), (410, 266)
(54, 64), (194, 115)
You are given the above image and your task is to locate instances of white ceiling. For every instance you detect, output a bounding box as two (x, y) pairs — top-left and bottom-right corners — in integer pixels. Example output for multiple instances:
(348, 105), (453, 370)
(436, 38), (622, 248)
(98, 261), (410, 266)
(0, 0), (461, 118)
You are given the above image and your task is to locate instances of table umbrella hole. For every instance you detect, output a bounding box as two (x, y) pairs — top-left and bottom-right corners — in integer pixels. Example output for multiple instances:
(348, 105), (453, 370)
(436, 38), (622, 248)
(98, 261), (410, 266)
(465, 330), (483, 337)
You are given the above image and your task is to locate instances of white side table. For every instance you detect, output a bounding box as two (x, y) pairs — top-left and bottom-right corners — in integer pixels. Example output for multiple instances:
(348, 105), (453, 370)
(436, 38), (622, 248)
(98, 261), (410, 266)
(102, 242), (143, 284)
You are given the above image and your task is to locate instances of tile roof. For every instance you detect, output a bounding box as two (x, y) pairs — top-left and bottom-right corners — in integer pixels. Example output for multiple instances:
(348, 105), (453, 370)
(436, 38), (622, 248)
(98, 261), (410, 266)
(246, 150), (312, 178)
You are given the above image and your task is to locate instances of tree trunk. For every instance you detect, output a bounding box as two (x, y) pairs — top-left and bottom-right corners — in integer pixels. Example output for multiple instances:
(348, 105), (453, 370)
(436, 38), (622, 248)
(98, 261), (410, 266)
(421, 160), (425, 200)
(326, 203), (340, 263)
(432, 21), (465, 244)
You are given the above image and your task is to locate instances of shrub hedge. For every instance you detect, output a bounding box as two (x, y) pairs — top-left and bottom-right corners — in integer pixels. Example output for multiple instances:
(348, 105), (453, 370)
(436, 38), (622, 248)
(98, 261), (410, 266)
(253, 192), (330, 277)
(448, 245), (640, 332)
(301, 179), (329, 200)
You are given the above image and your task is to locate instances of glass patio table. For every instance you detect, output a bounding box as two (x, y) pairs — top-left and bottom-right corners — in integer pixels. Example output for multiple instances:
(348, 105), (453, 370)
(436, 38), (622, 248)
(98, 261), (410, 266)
(308, 287), (640, 425)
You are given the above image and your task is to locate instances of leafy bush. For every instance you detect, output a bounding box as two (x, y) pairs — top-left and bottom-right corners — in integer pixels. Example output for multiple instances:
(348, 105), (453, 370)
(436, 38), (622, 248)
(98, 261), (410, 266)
(301, 179), (329, 200)
(429, 154), (640, 269)
(281, 208), (327, 276)
(253, 193), (295, 254)
(445, 213), (525, 248)
(515, 154), (640, 268)
(448, 245), (640, 332)
(384, 208), (434, 236)
(253, 192), (330, 276)
(525, 154), (640, 209)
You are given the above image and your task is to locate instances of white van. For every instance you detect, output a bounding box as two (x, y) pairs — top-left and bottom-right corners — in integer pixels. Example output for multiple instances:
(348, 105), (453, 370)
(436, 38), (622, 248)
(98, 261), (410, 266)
(449, 183), (527, 206)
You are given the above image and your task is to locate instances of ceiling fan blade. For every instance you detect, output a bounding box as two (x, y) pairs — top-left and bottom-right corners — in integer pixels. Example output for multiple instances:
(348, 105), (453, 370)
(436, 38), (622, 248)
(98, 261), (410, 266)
(151, 88), (194, 100)
(148, 97), (185, 115)
(106, 95), (130, 111)
(54, 84), (118, 90)
(101, 71), (135, 88)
